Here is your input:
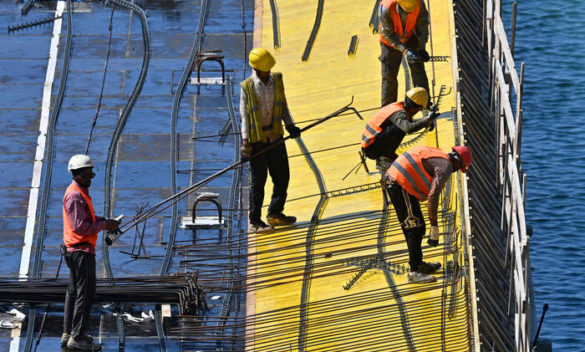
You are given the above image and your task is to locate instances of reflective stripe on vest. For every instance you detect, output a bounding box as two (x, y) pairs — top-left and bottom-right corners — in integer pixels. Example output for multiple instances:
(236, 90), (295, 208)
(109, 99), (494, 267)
(388, 146), (448, 201)
(240, 72), (285, 143)
(379, 0), (421, 48)
(361, 102), (405, 148)
(63, 182), (98, 248)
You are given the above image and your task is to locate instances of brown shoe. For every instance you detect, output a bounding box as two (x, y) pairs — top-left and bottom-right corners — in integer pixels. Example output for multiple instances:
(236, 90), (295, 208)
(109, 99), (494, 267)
(267, 213), (296, 226)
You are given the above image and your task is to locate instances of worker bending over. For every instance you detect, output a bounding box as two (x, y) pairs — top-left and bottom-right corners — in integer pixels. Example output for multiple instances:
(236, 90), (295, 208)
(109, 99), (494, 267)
(240, 48), (302, 233)
(62, 155), (119, 351)
(379, 0), (430, 106)
(385, 145), (472, 283)
(362, 87), (438, 173)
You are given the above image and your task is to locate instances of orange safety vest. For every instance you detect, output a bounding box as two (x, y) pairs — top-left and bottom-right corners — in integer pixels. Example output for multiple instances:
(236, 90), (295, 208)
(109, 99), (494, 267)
(63, 182), (98, 248)
(379, 0), (421, 48)
(388, 146), (449, 201)
(361, 102), (405, 148)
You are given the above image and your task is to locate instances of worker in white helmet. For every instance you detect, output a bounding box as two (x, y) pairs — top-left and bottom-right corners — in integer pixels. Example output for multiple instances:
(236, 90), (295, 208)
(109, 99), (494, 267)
(239, 48), (301, 233)
(62, 154), (119, 351)
(379, 0), (430, 106)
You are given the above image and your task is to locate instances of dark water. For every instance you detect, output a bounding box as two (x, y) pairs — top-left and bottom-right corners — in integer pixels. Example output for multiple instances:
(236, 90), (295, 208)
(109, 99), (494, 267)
(507, 1), (585, 350)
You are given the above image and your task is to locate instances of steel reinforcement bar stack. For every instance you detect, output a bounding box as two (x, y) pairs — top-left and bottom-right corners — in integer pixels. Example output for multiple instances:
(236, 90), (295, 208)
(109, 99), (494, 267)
(453, 0), (530, 350)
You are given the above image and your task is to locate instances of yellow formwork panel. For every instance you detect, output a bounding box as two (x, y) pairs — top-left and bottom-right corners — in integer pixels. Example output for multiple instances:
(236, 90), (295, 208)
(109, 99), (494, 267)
(247, 0), (471, 351)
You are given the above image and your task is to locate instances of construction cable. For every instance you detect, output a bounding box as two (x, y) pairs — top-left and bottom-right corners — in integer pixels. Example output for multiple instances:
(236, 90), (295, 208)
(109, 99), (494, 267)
(25, 1), (73, 350)
(269, 0), (281, 49)
(101, 0), (150, 280)
(97, 0), (150, 348)
(301, 0), (324, 61)
(84, 6), (115, 155)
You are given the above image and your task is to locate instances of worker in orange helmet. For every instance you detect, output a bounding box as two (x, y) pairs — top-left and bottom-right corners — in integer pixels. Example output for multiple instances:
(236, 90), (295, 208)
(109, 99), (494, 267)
(385, 145), (472, 283)
(379, 0), (430, 106)
(239, 48), (301, 233)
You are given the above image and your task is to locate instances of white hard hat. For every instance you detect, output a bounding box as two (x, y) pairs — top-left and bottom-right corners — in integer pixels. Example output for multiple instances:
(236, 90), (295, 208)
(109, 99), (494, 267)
(68, 154), (94, 173)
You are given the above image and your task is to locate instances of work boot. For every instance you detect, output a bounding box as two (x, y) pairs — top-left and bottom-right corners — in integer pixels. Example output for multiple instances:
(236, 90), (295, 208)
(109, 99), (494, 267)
(266, 213), (296, 226)
(67, 335), (101, 351)
(250, 220), (274, 233)
(63, 333), (93, 347)
(61, 333), (70, 347)
(407, 271), (436, 284)
(375, 157), (392, 174)
(418, 261), (442, 274)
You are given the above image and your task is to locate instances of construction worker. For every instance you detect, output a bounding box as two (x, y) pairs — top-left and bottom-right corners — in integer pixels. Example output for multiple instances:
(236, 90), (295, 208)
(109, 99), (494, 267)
(385, 145), (472, 283)
(62, 155), (119, 351)
(379, 0), (430, 106)
(361, 87), (438, 173)
(239, 48), (301, 233)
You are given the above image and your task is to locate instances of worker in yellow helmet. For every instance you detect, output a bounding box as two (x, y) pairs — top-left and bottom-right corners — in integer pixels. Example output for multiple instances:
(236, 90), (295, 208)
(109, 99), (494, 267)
(361, 87), (439, 173)
(240, 48), (301, 233)
(379, 0), (430, 106)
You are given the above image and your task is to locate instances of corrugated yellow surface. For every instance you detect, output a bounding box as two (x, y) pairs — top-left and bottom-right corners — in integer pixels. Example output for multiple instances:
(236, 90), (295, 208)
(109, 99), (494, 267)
(246, 0), (471, 351)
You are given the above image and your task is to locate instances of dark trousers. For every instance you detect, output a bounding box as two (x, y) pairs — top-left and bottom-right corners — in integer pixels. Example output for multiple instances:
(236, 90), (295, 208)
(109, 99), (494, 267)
(380, 40), (429, 106)
(387, 183), (426, 271)
(64, 251), (96, 339)
(363, 125), (405, 161)
(249, 139), (290, 223)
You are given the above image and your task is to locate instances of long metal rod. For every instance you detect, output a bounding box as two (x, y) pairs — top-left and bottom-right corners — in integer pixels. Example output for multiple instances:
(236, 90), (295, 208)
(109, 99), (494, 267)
(106, 99), (362, 244)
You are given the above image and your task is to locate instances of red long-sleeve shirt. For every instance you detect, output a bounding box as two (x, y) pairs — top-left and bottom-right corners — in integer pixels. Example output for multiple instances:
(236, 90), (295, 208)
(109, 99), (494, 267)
(64, 180), (107, 254)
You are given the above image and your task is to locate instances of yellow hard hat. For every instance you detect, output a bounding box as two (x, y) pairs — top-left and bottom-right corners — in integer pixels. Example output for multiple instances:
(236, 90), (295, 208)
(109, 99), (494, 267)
(405, 87), (429, 108)
(397, 0), (419, 13)
(249, 48), (276, 71)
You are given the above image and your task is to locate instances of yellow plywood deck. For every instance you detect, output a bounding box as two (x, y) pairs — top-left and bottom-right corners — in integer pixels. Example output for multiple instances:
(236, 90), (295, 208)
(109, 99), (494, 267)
(247, 0), (471, 350)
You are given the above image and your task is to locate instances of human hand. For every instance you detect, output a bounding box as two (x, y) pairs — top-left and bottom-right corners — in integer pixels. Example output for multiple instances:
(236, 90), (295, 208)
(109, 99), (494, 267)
(240, 143), (252, 159)
(417, 49), (430, 62)
(286, 125), (301, 139)
(105, 219), (120, 232)
(406, 49), (419, 63)
(427, 225), (439, 247)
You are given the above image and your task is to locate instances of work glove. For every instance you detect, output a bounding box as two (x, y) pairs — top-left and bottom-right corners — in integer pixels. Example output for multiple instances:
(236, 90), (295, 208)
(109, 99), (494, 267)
(417, 49), (430, 62)
(406, 49), (420, 63)
(240, 143), (252, 160)
(428, 110), (440, 121)
(427, 226), (439, 247)
(427, 110), (440, 130)
(286, 125), (301, 139)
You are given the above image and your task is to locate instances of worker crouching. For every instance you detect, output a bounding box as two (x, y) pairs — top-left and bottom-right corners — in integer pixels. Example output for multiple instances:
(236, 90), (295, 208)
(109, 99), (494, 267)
(240, 48), (301, 233)
(385, 145), (472, 283)
(361, 87), (438, 173)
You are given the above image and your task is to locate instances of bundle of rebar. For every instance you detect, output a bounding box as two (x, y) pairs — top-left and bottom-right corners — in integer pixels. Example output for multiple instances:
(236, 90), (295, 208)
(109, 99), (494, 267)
(0, 274), (205, 315)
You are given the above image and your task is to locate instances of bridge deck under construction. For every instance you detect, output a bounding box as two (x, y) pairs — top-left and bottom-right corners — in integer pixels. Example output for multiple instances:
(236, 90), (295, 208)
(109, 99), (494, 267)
(0, 0), (535, 350)
(246, 0), (471, 350)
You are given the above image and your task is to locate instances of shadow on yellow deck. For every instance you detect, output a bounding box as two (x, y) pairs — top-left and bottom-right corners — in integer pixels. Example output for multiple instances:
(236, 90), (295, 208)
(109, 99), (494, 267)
(246, 0), (471, 350)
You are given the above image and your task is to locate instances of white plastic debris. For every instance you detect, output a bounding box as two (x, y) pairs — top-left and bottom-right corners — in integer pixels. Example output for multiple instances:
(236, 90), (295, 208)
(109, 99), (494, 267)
(0, 320), (17, 329)
(141, 310), (155, 320)
(7, 309), (25, 322)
